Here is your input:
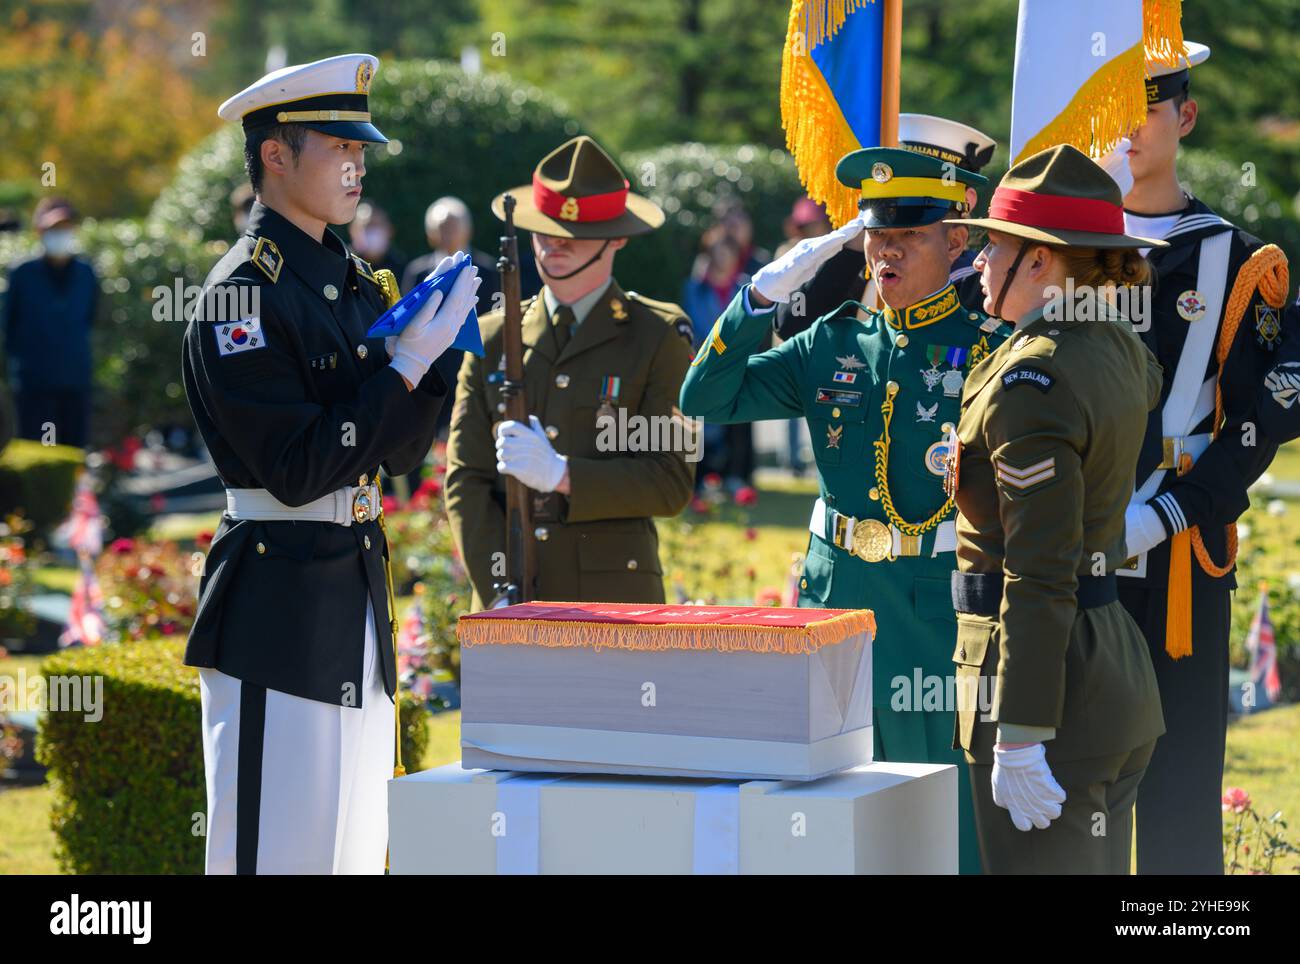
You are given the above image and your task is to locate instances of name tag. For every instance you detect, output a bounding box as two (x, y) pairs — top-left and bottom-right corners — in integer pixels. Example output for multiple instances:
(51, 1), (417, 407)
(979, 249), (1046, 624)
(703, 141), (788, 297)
(815, 388), (863, 407)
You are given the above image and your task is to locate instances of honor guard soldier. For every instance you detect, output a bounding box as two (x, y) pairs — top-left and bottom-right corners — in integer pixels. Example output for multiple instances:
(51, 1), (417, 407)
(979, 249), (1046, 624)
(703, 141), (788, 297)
(1117, 42), (1293, 874)
(445, 136), (696, 611)
(680, 145), (1009, 875)
(773, 114), (998, 341)
(182, 54), (481, 873)
(948, 145), (1167, 874)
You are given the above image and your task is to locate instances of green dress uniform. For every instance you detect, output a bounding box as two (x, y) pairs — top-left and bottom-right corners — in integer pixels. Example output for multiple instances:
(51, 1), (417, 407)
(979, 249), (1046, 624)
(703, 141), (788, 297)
(680, 278), (1007, 875)
(445, 135), (697, 611)
(446, 283), (696, 610)
(947, 144), (1169, 874)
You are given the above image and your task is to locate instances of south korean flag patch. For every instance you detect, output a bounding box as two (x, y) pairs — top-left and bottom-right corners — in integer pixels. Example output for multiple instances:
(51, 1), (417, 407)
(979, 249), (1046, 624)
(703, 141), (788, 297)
(215, 318), (265, 356)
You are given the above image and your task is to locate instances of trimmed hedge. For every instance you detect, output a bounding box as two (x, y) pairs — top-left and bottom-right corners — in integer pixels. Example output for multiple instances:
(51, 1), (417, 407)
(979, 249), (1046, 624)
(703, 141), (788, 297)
(0, 438), (82, 540)
(37, 638), (430, 874)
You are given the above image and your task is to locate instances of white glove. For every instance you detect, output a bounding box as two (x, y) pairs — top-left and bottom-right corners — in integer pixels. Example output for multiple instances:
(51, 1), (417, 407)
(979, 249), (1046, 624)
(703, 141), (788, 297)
(1096, 137), (1134, 198)
(389, 252), (481, 386)
(1124, 500), (1168, 559)
(991, 742), (1066, 832)
(751, 215), (865, 303)
(495, 415), (567, 493)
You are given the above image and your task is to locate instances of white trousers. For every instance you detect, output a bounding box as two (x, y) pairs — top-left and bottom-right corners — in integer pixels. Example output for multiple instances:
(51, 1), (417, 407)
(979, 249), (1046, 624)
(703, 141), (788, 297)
(199, 598), (394, 874)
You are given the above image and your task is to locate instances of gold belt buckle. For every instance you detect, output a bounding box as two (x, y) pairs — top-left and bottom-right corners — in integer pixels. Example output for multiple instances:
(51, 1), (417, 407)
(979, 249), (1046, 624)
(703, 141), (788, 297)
(1158, 436), (1180, 470)
(852, 518), (892, 563)
(352, 483), (375, 524)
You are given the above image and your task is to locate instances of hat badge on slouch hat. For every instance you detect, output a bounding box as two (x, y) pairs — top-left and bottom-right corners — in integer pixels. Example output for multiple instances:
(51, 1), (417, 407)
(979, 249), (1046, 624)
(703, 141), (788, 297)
(490, 135), (665, 239)
(952, 144), (1169, 250)
(217, 53), (388, 144)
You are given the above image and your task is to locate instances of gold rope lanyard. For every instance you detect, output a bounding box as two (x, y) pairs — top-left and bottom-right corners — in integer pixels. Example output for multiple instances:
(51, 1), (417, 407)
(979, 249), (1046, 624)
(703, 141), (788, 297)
(872, 382), (954, 538)
(373, 473), (405, 779)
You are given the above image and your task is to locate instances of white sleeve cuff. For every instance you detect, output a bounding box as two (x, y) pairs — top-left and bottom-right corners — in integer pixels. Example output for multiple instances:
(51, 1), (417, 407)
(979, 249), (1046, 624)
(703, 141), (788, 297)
(742, 284), (776, 317)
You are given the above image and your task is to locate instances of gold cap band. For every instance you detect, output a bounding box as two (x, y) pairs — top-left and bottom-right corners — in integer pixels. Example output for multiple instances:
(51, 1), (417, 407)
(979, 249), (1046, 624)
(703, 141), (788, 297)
(275, 109), (372, 123)
(860, 176), (966, 204)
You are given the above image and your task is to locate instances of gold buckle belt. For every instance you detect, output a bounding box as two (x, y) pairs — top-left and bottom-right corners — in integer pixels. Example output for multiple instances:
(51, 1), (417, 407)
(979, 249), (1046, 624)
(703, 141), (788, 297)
(831, 514), (920, 563)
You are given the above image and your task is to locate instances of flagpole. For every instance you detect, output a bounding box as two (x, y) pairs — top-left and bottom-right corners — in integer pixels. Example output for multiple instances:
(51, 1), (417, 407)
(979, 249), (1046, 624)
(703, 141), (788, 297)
(879, 0), (903, 146)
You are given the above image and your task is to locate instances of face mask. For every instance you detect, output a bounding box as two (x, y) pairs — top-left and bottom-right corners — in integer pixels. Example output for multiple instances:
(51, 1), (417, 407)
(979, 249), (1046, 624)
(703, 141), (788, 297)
(42, 229), (76, 257)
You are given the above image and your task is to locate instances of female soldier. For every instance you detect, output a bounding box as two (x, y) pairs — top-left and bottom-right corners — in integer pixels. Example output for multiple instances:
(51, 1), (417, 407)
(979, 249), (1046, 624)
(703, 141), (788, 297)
(944, 144), (1167, 874)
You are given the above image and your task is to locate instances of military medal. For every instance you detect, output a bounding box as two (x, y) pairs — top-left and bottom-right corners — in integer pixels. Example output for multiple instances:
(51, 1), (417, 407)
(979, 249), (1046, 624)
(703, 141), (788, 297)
(832, 371), (857, 384)
(924, 439), (950, 476)
(598, 374), (620, 422)
(835, 354), (866, 370)
(921, 365), (943, 392)
(826, 424), (843, 449)
(610, 297), (628, 320)
(941, 369), (965, 397)
(915, 401), (938, 423)
(1176, 289), (1206, 322)
(942, 426), (962, 498)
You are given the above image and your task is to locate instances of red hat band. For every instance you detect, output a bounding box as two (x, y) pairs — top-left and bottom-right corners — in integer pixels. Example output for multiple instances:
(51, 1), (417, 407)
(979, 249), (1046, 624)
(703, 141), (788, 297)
(988, 187), (1125, 236)
(532, 171), (630, 223)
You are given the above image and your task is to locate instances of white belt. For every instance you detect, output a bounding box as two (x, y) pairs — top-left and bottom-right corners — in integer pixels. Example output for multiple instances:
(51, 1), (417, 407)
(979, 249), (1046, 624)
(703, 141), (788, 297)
(225, 483), (381, 526)
(809, 497), (956, 562)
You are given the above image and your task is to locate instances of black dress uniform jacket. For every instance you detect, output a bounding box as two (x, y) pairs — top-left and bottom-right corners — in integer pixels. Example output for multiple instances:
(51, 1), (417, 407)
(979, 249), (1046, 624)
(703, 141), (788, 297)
(1127, 198), (1287, 591)
(181, 201), (446, 706)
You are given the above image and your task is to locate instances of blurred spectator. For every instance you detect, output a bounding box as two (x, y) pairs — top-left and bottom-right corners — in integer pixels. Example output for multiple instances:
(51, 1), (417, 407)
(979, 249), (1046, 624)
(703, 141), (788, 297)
(711, 197), (770, 276)
(349, 202), (407, 282)
(230, 183), (255, 234)
(775, 197), (831, 257)
(2, 197), (98, 448)
(682, 229), (757, 492)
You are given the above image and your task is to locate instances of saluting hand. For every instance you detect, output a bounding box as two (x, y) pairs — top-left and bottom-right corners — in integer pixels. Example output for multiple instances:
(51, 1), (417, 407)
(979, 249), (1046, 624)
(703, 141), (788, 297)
(496, 415), (568, 493)
(991, 742), (1066, 832)
(389, 251), (481, 388)
(750, 214), (865, 305)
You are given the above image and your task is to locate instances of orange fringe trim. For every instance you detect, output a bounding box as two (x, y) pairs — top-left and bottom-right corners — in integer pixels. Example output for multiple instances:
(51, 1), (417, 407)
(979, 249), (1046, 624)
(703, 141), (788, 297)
(1143, 0), (1185, 70)
(1016, 41), (1149, 163)
(458, 606), (877, 655)
(780, 0), (879, 227)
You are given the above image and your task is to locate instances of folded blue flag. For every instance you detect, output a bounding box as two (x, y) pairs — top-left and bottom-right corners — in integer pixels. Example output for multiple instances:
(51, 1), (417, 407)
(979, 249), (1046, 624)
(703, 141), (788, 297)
(366, 256), (483, 356)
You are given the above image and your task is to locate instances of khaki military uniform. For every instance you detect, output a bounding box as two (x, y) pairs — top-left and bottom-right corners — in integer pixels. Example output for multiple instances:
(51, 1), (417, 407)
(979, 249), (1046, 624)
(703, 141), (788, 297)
(950, 300), (1167, 874)
(445, 281), (696, 611)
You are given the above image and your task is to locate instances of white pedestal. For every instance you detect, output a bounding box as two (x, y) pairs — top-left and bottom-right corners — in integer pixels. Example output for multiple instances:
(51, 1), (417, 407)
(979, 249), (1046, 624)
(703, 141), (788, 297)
(388, 760), (956, 874)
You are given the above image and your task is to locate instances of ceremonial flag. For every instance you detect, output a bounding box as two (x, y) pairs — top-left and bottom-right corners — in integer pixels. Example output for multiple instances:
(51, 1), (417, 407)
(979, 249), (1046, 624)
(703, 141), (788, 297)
(780, 0), (901, 226)
(1009, 0), (1184, 163)
(1245, 584), (1282, 706)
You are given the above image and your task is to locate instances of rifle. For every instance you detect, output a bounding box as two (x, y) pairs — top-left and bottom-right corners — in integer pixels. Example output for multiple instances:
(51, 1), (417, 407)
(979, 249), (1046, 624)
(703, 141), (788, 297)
(491, 193), (537, 605)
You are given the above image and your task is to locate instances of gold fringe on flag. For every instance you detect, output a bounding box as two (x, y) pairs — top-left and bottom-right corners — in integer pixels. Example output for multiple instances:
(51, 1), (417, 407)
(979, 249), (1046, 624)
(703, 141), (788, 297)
(1143, 0), (1185, 69)
(780, 0), (878, 227)
(458, 607), (877, 655)
(1015, 40), (1149, 164)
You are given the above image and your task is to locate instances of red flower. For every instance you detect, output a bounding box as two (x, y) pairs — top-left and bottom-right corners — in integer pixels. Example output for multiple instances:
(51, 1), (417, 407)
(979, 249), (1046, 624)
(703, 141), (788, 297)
(744, 527), (757, 541)
(196, 531), (214, 549)
(382, 496), (399, 515)
(734, 486), (758, 507)
(690, 497), (710, 514)
(418, 477), (442, 497)
(110, 538), (136, 555)
(1221, 787), (1251, 813)
(703, 473), (723, 490)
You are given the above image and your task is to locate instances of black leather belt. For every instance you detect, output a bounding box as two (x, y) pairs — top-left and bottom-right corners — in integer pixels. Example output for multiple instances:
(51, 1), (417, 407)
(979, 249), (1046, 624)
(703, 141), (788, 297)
(951, 570), (1118, 616)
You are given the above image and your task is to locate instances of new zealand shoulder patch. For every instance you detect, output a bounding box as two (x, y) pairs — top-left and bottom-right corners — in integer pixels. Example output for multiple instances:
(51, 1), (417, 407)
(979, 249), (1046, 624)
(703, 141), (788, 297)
(1001, 365), (1055, 393)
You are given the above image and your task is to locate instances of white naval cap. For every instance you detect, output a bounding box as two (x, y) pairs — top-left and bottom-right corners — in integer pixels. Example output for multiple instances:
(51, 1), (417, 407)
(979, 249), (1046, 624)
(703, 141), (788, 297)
(1145, 41), (1210, 103)
(898, 113), (997, 174)
(217, 53), (387, 144)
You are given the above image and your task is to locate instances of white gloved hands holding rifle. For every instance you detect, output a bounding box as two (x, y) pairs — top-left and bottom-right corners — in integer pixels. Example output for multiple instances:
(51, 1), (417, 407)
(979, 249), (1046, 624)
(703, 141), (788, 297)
(387, 251), (481, 388)
(750, 214), (866, 305)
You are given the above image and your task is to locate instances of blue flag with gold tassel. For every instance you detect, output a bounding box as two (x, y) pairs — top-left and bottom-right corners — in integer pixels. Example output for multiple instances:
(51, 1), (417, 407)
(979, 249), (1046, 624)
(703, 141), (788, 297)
(781, 0), (885, 227)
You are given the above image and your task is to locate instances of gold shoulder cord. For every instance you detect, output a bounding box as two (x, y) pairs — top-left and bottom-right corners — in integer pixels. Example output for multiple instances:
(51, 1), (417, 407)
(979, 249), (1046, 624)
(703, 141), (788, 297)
(872, 388), (954, 536)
